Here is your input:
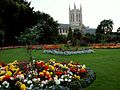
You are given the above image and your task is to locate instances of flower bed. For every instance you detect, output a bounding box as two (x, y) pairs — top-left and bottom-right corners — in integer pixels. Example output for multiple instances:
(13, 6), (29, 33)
(42, 45), (60, 50)
(0, 46), (23, 50)
(43, 49), (95, 55)
(0, 59), (96, 90)
(91, 43), (120, 49)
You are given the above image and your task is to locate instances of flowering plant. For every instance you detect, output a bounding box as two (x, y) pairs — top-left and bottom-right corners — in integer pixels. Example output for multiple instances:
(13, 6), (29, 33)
(43, 49), (95, 55)
(0, 59), (96, 90)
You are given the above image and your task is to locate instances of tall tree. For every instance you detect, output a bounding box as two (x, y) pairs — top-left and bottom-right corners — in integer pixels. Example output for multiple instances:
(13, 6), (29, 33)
(95, 19), (114, 43)
(72, 29), (82, 46)
(67, 27), (73, 41)
(117, 27), (120, 34)
(34, 11), (59, 44)
(100, 19), (113, 34)
(0, 0), (35, 46)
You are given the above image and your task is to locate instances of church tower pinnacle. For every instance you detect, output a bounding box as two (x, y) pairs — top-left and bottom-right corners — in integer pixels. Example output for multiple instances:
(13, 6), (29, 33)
(69, 2), (83, 31)
(74, 2), (76, 9)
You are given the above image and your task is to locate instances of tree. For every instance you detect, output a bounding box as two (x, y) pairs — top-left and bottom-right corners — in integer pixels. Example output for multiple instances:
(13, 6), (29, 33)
(100, 19), (113, 34)
(84, 33), (95, 44)
(34, 11), (59, 44)
(17, 24), (40, 61)
(0, 0), (35, 46)
(67, 27), (73, 41)
(117, 27), (120, 34)
(0, 30), (4, 47)
(72, 29), (82, 46)
(57, 35), (67, 44)
(95, 19), (114, 43)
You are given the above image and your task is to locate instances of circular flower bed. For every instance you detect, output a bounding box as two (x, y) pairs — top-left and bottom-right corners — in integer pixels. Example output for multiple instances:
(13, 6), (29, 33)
(0, 59), (96, 90)
(43, 49), (95, 55)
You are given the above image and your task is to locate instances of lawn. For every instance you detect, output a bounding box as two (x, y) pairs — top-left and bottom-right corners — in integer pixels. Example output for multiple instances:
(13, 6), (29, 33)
(0, 48), (120, 90)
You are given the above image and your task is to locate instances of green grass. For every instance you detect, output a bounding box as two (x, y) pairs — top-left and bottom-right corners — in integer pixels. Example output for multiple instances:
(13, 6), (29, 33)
(0, 48), (120, 90)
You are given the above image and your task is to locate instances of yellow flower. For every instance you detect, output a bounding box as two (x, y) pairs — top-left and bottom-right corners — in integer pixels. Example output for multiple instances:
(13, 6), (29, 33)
(50, 72), (53, 75)
(74, 74), (80, 79)
(5, 71), (12, 76)
(49, 65), (55, 71)
(0, 76), (5, 81)
(5, 66), (9, 71)
(13, 60), (18, 64)
(50, 58), (56, 62)
(0, 70), (5, 75)
(82, 64), (86, 69)
(20, 84), (26, 90)
(39, 72), (44, 76)
(16, 81), (22, 86)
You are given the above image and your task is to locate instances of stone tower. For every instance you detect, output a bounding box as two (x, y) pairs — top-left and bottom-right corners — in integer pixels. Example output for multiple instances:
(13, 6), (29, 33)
(69, 3), (83, 31)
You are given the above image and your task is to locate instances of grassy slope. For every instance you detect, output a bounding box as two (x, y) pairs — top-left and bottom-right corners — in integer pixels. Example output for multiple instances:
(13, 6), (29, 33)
(0, 48), (120, 90)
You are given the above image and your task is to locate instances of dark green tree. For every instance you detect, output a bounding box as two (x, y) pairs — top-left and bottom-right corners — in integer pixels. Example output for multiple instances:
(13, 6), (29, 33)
(95, 19), (114, 43)
(34, 11), (59, 44)
(72, 29), (82, 46)
(17, 24), (40, 61)
(0, 30), (4, 47)
(57, 35), (67, 44)
(84, 33), (95, 44)
(0, 0), (35, 46)
(67, 27), (73, 41)
(117, 27), (120, 34)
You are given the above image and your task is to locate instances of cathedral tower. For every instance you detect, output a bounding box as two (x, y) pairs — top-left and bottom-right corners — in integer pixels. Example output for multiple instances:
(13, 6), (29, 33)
(69, 3), (83, 31)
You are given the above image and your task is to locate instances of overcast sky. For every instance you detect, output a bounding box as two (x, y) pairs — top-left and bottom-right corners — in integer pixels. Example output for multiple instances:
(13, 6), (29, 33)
(27, 0), (120, 32)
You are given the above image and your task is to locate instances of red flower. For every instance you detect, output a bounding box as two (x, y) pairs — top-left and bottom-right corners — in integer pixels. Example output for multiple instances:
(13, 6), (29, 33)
(56, 71), (62, 75)
(36, 61), (44, 67)
(45, 66), (49, 70)
(79, 69), (87, 73)
(3, 75), (11, 80)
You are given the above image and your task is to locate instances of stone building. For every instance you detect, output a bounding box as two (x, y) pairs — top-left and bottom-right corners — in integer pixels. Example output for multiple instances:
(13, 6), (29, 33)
(58, 3), (96, 35)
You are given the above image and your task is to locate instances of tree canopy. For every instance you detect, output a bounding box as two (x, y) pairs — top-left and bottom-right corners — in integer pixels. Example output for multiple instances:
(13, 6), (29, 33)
(0, 0), (35, 46)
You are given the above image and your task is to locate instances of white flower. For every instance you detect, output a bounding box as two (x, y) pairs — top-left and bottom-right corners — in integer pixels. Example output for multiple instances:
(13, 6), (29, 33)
(68, 79), (71, 82)
(27, 80), (32, 84)
(10, 77), (14, 80)
(2, 81), (9, 88)
(23, 79), (27, 83)
(69, 72), (73, 75)
(82, 64), (86, 69)
(32, 78), (38, 82)
(59, 78), (64, 82)
(16, 74), (24, 80)
(33, 60), (36, 63)
(69, 76), (72, 78)
(41, 80), (47, 84)
(27, 84), (33, 90)
(37, 78), (40, 82)
(40, 84), (44, 87)
(0, 85), (1, 88)
(55, 79), (60, 85)
(28, 74), (32, 77)
(61, 75), (64, 79)
(54, 77), (57, 80)
(65, 78), (68, 81)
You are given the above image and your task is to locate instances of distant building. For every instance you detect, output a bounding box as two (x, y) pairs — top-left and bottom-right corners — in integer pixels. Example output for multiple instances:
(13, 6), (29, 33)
(58, 3), (96, 35)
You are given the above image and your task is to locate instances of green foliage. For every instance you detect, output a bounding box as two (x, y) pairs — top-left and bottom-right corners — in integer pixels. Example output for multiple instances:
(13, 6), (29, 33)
(72, 29), (82, 46)
(57, 35), (67, 43)
(17, 25), (40, 60)
(0, 0), (35, 46)
(34, 11), (59, 44)
(17, 24), (40, 45)
(95, 19), (114, 43)
(67, 27), (73, 41)
(0, 30), (4, 47)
